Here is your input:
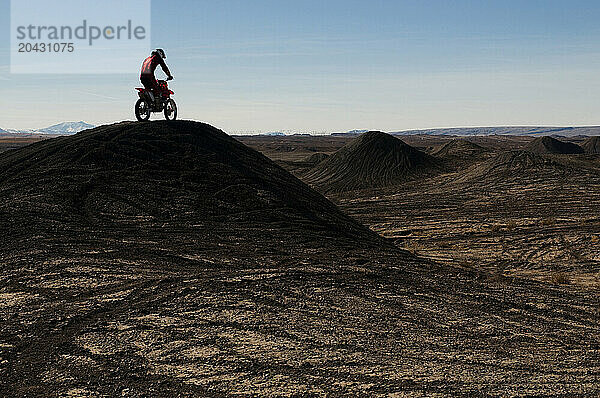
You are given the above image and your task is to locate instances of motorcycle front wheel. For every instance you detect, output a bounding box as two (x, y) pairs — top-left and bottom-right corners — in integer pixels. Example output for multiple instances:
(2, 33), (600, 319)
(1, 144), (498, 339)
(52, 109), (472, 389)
(164, 99), (177, 121)
(135, 99), (151, 122)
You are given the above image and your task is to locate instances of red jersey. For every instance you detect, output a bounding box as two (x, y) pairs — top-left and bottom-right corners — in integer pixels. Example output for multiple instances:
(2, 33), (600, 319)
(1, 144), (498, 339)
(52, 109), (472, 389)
(140, 54), (171, 77)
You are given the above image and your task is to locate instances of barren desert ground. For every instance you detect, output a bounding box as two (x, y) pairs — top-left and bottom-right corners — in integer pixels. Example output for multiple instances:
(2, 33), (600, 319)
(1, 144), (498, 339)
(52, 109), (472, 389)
(0, 124), (598, 396)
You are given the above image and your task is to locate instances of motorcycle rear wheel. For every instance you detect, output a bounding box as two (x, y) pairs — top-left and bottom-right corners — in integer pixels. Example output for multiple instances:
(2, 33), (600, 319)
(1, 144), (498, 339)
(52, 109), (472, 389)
(135, 99), (151, 122)
(164, 99), (177, 121)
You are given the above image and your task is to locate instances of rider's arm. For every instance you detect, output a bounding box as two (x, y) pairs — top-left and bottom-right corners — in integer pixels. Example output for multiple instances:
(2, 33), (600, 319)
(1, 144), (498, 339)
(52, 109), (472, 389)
(158, 57), (172, 78)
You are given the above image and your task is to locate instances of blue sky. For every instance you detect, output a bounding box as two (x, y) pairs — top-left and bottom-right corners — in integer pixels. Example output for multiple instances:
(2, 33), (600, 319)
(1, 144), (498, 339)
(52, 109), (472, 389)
(1, 0), (600, 133)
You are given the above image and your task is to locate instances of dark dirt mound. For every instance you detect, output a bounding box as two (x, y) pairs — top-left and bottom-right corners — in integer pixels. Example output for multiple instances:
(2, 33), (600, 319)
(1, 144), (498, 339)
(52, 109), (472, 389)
(433, 139), (488, 158)
(525, 136), (583, 154)
(433, 139), (490, 169)
(303, 131), (442, 193)
(305, 152), (329, 164)
(582, 136), (600, 154)
(456, 150), (565, 182)
(0, 121), (381, 256)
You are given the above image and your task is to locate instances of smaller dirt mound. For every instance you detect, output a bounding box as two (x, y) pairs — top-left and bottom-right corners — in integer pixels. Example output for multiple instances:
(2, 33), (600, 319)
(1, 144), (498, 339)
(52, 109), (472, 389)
(305, 152), (330, 164)
(525, 136), (583, 154)
(582, 136), (600, 154)
(457, 150), (565, 182)
(303, 131), (442, 193)
(433, 139), (489, 166)
(433, 139), (488, 158)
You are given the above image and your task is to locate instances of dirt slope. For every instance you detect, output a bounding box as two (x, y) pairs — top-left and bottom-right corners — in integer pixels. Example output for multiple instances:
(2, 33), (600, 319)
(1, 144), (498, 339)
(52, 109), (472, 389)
(582, 136), (600, 154)
(525, 136), (583, 154)
(305, 152), (329, 164)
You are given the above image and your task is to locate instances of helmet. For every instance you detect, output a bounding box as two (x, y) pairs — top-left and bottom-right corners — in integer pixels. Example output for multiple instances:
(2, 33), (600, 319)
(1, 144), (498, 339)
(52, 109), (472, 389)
(153, 48), (166, 59)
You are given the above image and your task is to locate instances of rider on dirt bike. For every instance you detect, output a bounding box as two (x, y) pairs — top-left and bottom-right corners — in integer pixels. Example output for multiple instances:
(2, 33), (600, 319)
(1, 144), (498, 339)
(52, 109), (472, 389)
(140, 49), (173, 105)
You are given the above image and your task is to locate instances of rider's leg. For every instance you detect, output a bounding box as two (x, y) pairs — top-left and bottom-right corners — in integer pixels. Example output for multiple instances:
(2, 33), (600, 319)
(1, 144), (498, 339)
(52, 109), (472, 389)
(140, 74), (157, 104)
(149, 76), (160, 105)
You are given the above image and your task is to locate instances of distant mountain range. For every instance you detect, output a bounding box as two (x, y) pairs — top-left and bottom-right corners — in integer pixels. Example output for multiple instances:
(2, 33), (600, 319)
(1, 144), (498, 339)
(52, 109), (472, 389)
(1, 121), (95, 136)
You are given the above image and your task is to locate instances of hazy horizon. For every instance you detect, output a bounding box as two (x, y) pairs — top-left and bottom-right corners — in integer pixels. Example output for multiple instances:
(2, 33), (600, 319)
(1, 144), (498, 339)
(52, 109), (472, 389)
(7, 121), (600, 137)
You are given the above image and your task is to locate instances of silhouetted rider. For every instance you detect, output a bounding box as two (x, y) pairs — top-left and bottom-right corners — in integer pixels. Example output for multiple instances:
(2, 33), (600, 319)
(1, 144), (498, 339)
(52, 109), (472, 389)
(140, 49), (173, 104)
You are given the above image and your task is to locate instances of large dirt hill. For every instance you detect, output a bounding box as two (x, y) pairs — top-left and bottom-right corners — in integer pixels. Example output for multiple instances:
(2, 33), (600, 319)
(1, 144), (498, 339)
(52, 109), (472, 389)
(0, 121), (381, 258)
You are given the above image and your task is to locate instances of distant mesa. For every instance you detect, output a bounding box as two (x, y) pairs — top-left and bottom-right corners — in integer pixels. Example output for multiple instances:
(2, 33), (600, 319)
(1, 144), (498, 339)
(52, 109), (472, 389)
(525, 136), (584, 154)
(433, 139), (488, 158)
(582, 136), (600, 154)
(260, 131), (286, 136)
(0, 121), (380, 253)
(345, 129), (369, 135)
(303, 131), (442, 193)
(390, 126), (600, 137)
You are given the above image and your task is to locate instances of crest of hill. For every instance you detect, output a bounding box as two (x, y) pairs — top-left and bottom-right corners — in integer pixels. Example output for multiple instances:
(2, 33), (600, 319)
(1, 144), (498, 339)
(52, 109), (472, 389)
(0, 121), (382, 254)
(525, 136), (583, 154)
(433, 139), (488, 158)
(303, 131), (442, 193)
(582, 136), (600, 154)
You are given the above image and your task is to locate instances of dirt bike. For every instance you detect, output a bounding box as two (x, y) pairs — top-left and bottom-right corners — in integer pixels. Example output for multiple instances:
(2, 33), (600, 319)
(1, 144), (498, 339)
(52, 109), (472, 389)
(135, 78), (177, 121)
